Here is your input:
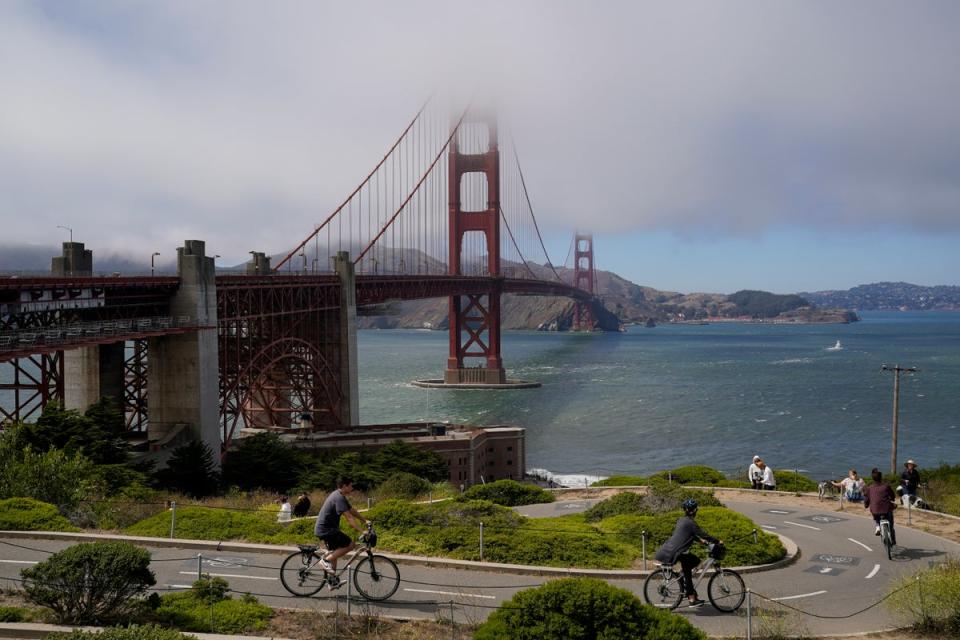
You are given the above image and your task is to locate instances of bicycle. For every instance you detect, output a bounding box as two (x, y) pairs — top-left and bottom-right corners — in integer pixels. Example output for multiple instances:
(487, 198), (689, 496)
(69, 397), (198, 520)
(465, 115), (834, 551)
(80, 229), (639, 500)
(878, 516), (894, 560)
(643, 542), (746, 612)
(280, 522), (400, 601)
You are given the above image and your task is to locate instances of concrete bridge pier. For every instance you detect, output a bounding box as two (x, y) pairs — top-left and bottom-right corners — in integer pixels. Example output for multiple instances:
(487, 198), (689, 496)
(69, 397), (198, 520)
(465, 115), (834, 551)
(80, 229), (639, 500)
(147, 240), (221, 464)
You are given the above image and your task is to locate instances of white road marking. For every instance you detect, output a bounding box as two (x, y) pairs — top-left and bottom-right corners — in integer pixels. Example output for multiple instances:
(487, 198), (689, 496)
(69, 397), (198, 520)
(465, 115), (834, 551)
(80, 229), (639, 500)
(768, 510), (791, 514)
(865, 564), (881, 580)
(819, 567), (833, 574)
(761, 525), (778, 530)
(404, 588), (496, 600)
(179, 571), (276, 581)
(784, 521), (822, 531)
(771, 590), (828, 601)
(166, 584), (193, 589)
(848, 538), (873, 552)
(0, 560), (38, 564)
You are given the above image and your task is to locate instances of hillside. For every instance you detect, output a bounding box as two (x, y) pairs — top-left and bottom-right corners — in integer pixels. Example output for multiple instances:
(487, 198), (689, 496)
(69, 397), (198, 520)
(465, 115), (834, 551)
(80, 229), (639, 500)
(802, 282), (960, 311)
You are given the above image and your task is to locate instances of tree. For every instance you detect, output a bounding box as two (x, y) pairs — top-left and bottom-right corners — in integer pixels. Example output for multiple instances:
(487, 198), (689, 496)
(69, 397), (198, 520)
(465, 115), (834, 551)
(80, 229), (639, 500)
(221, 433), (300, 492)
(372, 440), (448, 482)
(16, 403), (128, 465)
(474, 578), (706, 640)
(154, 440), (220, 497)
(22, 541), (156, 624)
(0, 427), (96, 508)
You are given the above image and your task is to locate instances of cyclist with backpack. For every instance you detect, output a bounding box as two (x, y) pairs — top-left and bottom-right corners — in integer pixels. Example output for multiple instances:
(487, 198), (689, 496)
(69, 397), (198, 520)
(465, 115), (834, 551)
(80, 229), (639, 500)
(863, 468), (897, 545)
(654, 499), (721, 607)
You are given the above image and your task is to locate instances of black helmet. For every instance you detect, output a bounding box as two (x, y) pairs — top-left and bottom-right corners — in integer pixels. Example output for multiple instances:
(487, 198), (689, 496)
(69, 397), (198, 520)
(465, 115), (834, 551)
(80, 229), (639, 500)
(682, 499), (699, 516)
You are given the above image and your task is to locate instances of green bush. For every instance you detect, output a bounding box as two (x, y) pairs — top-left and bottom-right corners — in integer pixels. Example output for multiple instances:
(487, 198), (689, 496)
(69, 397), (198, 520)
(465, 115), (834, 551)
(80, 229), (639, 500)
(592, 475), (647, 487)
(886, 557), (960, 634)
(0, 497), (79, 532)
(155, 577), (272, 633)
(124, 506), (282, 542)
(0, 606), (28, 622)
(643, 478), (722, 514)
(375, 471), (432, 501)
(154, 440), (220, 498)
(0, 430), (98, 509)
(773, 469), (818, 492)
(462, 480), (555, 506)
(651, 465), (726, 486)
(222, 433), (301, 492)
(22, 541), (155, 624)
(598, 507), (785, 567)
(46, 625), (197, 640)
(584, 492), (649, 522)
(474, 577), (706, 640)
(14, 401), (129, 465)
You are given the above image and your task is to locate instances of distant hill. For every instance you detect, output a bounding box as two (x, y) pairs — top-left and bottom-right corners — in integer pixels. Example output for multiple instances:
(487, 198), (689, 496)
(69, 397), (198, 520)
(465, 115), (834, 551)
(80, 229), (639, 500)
(801, 282), (960, 311)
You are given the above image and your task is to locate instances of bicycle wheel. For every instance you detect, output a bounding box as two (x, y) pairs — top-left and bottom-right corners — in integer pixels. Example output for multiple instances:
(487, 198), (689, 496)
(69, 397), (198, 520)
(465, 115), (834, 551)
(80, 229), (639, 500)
(883, 525), (894, 560)
(352, 554), (400, 601)
(643, 569), (684, 610)
(707, 569), (746, 612)
(280, 551), (326, 597)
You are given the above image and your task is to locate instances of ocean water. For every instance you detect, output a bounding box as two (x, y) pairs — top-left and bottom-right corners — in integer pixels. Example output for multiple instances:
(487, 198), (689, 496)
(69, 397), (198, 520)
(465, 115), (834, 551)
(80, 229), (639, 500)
(358, 312), (960, 482)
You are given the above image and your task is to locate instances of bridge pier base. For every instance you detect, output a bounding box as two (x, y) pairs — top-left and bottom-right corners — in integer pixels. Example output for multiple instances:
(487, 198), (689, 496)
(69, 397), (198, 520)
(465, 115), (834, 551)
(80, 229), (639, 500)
(63, 343), (125, 414)
(147, 240), (220, 464)
(335, 252), (359, 426)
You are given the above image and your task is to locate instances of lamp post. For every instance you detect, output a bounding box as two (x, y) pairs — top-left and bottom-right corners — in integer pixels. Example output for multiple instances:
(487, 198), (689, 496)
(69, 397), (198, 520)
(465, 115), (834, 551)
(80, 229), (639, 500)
(881, 364), (919, 475)
(150, 252), (160, 277)
(56, 225), (73, 243)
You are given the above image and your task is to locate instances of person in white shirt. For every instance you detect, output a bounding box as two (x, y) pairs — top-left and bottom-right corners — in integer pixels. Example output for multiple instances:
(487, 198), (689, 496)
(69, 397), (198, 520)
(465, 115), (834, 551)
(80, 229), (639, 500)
(832, 469), (864, 502)
(748, 455), (763, 490)
(759, 461), (776, 491)
(277, 495), (292, 523)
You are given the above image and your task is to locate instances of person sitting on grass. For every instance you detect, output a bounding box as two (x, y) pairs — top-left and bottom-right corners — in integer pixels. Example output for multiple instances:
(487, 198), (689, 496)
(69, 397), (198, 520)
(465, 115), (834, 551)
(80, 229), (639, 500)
(292, 492), (311, 518)
(654, 499), (721, 608)
(314, 476), (368, 588)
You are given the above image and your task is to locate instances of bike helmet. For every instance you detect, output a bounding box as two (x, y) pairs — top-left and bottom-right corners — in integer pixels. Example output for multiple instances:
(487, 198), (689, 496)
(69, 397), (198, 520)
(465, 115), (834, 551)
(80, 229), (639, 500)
(682, 499), (699, 516)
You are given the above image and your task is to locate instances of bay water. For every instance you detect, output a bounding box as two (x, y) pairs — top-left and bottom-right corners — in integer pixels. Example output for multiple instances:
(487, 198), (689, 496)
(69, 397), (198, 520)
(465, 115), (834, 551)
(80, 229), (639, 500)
(358, 311), (960, 483)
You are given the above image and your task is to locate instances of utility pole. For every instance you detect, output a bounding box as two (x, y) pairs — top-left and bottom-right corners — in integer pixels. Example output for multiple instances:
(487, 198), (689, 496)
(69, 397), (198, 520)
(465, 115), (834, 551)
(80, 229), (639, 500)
(881, 364), (918, 475)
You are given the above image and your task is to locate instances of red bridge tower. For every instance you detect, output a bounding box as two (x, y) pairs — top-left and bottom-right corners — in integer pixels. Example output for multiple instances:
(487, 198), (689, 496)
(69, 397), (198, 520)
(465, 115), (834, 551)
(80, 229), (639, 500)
(573, 233), (596, 331)
(445, 112), (505, 384)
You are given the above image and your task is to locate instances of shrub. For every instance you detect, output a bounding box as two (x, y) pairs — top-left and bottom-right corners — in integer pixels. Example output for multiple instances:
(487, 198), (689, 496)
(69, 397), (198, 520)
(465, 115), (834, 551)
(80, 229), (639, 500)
(46, 625), (197, 640)
(651, 465), (726, 486)
(474, 577), (706, 640)
(773, 469), (818, 492)
(15, 402), (129, 465)
(462, 480), (555, 506)
(0, 497), (79, 532)
(154, 440), (220, 498)
(155, 577), (273, 633)
(222, 433), (300, 492)
(886, 557), (960, 634)
(124, 506), (281, 542)
(375, 471), (432, 501)
(0, 606), (28, 622)
(643, 478), (722, 514)
(21, 541), (155, 624)
(0, 432), (98, 509)
(584, 492), (649, 522)
(592, 475), (647, 487)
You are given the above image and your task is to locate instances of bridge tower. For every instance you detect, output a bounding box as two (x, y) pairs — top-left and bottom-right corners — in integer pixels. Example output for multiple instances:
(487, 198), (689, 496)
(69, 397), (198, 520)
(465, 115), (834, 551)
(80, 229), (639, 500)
(573, 233), (596, 331)
(444, 111), (505, 384)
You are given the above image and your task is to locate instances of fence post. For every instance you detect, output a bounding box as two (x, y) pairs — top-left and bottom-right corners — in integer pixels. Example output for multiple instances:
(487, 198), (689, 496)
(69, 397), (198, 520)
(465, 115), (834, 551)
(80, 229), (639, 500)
(917, 574), (925, 624)
(169, 501), (177, 539)
(746, 589), (752, 640)
(641, 531), (647, 572)
(907, 493), (912, 525)
(794, 468), (799, 494)
(197, 553), (203, 581)
(668, 472), (672, 485)
(479, 522), (484, 562)
(347, 565), (352, 616)
(450, 600), (456, 640)
(752, 528), (758, 544)
(367, 497), (372, 509)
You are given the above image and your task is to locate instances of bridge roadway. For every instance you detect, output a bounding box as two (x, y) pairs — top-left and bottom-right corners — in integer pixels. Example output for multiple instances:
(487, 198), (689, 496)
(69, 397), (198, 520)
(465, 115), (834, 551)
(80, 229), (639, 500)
(2, 497), (956, 636)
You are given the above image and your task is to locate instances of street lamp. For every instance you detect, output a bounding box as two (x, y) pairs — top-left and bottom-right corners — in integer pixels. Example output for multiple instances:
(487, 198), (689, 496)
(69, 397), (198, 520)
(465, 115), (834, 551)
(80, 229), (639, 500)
(56, 225), (73, 243)
(150, 252), (161, 277)
(881, 364), (919, 474)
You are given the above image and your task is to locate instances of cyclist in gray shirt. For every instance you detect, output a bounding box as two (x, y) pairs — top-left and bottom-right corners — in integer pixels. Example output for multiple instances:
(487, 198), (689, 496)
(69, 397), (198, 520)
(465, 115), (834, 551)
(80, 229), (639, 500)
(654, 499), (720, 607)
(314, 476), (368, 580)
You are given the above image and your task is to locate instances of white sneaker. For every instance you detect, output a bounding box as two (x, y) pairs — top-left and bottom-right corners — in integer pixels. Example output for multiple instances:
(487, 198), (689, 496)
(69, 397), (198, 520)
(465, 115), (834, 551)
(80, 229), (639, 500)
(319, 557), (334, 573)
(874, 526), (881, 536)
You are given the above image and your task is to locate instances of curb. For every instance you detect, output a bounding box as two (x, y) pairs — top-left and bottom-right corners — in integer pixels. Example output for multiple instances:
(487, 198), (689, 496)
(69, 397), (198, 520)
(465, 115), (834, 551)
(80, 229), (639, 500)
(0, 529), (798, 579)
(0, 623), (293, 640)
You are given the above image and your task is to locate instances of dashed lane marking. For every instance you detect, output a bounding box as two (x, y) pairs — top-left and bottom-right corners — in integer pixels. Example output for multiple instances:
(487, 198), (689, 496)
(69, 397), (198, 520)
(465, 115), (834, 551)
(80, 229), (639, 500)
(865, 564), (881, 580)
(784, 521), (822, 531)
(0, 560), (38, 564)
(761, 525), (778, 530)
(179, 571), (276, 581)
(848, 538), (873, 552)
(404, 588), (496, 600)
(771, 590), (828, 601)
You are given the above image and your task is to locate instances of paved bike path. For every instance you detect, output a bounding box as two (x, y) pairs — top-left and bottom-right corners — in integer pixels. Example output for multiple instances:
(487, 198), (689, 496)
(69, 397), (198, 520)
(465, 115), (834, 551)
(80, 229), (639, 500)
(2, 498), (958, 636)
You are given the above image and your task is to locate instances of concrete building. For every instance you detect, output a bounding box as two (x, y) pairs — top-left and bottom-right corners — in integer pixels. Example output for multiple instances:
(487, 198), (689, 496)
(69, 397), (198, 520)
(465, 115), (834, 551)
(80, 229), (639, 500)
(238, 422), (525, 487)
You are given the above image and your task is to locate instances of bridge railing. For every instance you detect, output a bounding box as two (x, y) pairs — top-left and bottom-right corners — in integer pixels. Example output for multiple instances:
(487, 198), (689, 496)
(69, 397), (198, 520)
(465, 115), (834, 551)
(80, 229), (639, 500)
(0, 315), (196, 356)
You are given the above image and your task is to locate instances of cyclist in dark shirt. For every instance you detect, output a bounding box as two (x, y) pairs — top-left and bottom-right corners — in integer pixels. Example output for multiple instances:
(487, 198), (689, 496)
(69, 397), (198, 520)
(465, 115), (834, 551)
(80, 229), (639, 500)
(314, 477), (368, 581)
(863, 468), (897, 545)
(654, 499), (720, 607)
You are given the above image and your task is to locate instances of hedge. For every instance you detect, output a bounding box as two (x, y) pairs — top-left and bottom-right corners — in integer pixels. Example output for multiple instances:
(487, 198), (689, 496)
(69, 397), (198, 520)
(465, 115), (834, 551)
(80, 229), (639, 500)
(0, 497), (79, 532)
(154, 578), (272, 634)
(462, 480), (555, 506)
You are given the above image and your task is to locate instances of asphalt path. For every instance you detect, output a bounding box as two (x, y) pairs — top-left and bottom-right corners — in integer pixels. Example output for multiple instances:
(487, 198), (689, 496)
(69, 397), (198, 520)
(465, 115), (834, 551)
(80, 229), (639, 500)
(2, 498), (958, 636)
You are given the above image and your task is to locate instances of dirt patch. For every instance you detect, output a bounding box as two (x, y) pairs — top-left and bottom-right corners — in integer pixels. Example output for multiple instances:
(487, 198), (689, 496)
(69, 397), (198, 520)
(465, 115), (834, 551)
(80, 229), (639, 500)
(258, 608), (472, 639)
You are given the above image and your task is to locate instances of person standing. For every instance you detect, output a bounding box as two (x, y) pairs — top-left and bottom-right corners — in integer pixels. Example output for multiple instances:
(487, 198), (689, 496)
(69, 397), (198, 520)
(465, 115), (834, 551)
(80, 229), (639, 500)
(277, 495), (292, 523)
(748, 455), (763, 490)
(864, 468), (897, 545)
(900, 460), (920, 505)
(759, 461), (776, 491)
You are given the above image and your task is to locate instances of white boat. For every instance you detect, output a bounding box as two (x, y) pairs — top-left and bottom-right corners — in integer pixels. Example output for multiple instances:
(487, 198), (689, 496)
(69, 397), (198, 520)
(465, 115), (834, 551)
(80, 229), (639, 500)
(826, 340), (843, 352)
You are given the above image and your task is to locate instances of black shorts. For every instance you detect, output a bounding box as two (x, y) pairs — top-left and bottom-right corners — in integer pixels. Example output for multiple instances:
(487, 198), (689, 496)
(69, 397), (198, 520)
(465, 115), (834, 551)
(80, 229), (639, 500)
(318, 530), (351, 551)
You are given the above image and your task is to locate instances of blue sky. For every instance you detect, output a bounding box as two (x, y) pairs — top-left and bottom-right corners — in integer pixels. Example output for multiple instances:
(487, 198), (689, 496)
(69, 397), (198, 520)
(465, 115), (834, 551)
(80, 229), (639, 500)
(1, 1), (959, 293)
